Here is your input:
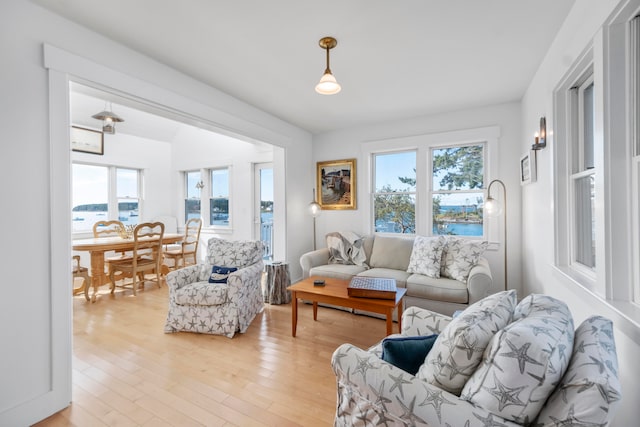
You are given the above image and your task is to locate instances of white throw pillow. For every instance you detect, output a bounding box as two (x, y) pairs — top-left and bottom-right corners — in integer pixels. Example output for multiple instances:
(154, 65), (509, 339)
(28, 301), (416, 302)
(441, 238), (488, 282)
(407, 235), (446, 278)
(416, 290), (517, 395)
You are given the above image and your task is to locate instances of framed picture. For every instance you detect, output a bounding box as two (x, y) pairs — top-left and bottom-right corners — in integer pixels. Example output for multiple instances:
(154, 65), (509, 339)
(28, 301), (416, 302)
(520, 150), (537, 185)
(316, 158), (356, 210)
(71, 126), (104, 155)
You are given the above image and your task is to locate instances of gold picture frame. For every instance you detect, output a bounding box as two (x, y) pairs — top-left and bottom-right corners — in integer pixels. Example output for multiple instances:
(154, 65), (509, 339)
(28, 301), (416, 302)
(316, 158), (356, 210)
(71, 126), (104, 155)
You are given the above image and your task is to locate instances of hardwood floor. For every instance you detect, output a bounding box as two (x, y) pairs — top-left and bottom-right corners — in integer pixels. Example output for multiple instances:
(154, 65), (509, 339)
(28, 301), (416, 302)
(35, 282), (389, 426)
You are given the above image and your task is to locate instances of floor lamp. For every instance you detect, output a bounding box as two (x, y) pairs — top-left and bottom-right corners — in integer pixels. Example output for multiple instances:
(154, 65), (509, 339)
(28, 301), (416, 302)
(485, 179), (507, 291)
(309, 189), (321, 250)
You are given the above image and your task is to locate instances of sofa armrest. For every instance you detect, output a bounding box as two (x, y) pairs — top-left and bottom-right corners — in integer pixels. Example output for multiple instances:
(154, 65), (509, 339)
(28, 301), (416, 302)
(401, 306), (452, 336)
(299, 248), (330, 278)
(467, 256), (492, 304)
(332, 344), (519, 427)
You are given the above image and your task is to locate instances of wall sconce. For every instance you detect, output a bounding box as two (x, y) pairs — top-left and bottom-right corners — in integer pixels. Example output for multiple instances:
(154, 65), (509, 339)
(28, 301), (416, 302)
(195, 180), (204, 191)
(532, 116), (547, 150)
(92, 102), (124, 135)
(315, 36), (341, 95)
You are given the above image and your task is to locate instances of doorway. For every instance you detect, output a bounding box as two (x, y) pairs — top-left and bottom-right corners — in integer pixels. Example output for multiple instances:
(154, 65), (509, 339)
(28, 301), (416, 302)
(254, 162), (274, 260)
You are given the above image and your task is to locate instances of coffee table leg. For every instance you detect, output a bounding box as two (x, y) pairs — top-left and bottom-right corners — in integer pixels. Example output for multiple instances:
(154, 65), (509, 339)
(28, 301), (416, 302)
(313, 301), (318, 320)
(397, 298), (403, 333)
(292, 292), (298, 337)
(386, 309), (393, 336)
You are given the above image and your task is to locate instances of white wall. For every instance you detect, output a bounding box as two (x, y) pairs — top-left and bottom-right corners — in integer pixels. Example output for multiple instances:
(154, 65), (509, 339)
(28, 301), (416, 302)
(311, 102), (523, 294)
(521, 1), (638, 425)
(0, 1), (311, 424)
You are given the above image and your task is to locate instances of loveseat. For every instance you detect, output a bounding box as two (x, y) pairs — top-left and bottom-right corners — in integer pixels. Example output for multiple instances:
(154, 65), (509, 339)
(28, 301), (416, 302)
(300, 232), (492, 315)
(332, 291), (622, 426)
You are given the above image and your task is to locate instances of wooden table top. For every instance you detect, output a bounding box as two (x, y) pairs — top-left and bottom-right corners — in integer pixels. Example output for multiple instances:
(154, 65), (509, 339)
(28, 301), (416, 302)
(72, 233), (183, 251)
(288, 276), (406, 307)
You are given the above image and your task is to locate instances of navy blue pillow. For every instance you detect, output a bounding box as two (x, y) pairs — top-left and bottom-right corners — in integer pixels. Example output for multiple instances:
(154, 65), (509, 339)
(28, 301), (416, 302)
(380, 334), (438, 375)
(208, 265), (238, 283)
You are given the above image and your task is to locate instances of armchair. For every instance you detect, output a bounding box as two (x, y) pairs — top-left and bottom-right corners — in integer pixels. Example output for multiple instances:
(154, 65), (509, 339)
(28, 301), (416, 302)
(164, 237), (264, 337)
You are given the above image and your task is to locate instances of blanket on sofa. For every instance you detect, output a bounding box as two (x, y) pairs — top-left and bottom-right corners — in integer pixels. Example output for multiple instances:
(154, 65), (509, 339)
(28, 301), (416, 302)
(326, 231), (368, 267)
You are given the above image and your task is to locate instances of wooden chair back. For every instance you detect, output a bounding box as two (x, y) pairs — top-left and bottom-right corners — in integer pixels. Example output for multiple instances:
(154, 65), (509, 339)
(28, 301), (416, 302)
(183, 217), (202, 254)
(93, 220), (125, 238)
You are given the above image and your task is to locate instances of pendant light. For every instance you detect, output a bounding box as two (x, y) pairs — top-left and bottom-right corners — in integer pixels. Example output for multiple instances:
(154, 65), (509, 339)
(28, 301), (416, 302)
(92, 102), (124, 134)
(315, 37), (341, 95)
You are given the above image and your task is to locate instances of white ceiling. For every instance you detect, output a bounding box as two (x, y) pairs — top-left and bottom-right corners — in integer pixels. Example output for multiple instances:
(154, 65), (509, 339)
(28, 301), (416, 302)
(35, 0), (575, 135)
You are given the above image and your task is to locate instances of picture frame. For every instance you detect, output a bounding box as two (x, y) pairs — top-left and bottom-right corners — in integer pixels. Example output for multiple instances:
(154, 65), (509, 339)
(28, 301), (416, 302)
(316, 158), (356, 210)
(520, 150), (537, 185)
(71, 126), (104, 155)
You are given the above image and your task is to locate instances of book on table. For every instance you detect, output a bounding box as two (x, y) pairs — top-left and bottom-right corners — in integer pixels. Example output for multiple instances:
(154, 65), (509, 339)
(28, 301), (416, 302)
(347, 277), (397, 299)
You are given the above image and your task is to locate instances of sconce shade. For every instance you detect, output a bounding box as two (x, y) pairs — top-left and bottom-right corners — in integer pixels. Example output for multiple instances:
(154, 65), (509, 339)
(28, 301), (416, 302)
(484, 196), (503, 216)
(92, 106), (124, 135)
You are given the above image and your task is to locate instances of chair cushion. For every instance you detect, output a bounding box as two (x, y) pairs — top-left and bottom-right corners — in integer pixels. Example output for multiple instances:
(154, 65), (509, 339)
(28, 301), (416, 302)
(534, 315), (622, 426)
(461, 294), (575, 424)
(417, 290), (516, 395)
(174, 281), (228, 306)
(407, 235), (446, 278)
(208, 265), (238, 283)
(381, 334), (438, 375)
(441, 237), (488, 282)
(369, 235), (414, 270)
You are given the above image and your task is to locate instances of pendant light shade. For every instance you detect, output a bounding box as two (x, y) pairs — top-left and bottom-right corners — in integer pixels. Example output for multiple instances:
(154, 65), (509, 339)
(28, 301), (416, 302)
(92, 103), (124, 134)
(315, 37), (341, 95)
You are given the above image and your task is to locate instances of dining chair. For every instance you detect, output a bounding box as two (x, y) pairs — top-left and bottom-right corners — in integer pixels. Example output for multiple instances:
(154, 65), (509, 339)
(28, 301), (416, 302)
(108, 222), (165, 296)
(93, 219), (132, 282)
(72, 255), (91, 301)
(163, 218), (202, 270)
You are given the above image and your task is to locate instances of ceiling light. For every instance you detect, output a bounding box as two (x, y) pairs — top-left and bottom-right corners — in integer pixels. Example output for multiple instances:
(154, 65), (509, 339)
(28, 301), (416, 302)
(315, 37), (341, 95)
(92, 103), (124, 134)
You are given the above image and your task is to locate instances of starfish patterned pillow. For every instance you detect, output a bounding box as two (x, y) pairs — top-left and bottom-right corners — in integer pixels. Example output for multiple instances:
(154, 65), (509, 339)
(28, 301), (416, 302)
(441, 238), (488, 282)
(460, 294), (575, 424)
(417, 290), (517, 395)
(407, 235), (446, 278)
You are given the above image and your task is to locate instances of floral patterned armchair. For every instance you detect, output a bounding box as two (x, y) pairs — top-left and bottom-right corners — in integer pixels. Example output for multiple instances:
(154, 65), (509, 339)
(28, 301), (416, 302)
(164, 237), (264, 338)
(332, 293), (622, 426)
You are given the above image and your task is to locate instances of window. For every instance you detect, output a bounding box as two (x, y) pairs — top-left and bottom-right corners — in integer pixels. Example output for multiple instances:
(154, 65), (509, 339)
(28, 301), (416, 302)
(373, 151), (416, 233)
(431, 144), (484, 237)
(72, 163), (141, 233)
(185, 170), (201, 222)
(210, 168), (229, 226)
(571, 74), (596, 272)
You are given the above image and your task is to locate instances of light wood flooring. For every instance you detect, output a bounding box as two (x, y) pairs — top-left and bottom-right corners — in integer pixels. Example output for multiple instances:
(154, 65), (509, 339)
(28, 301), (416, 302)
(35, 281), (388, 426)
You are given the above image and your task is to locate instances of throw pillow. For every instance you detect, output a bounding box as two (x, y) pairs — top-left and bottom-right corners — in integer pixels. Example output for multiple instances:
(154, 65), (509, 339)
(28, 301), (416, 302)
(441, 238), (488, 282)
(417, 290), (517, 395)
(208, 265), (238, 283)
(381, 335), (438, 375)
(407, 235), (446, 278)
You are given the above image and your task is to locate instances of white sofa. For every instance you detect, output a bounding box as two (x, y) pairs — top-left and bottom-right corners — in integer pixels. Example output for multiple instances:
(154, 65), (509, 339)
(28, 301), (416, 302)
(332, 292), (622, 426)
(300, 234), (493, 315)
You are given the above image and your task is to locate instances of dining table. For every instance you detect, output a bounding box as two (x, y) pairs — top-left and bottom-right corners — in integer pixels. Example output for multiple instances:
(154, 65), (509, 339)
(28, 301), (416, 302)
(72, 233), (183, 302)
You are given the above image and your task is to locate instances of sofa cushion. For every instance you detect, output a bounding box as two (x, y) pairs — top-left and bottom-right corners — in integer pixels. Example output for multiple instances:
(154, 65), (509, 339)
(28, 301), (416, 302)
(407, 235), (446, 278)
(406, 274), (468, 304)
(534, 315), (621, 426)
(369, 235), (415, 270)
(309, 264), (368, 280)
(441, 237), (488, 282)
(174, 281), (229, 306)
(417, 290), (517, 395)
(461, 294), (575, 425)
(381, 334), (438, 375)
(357, 268), (410, 288)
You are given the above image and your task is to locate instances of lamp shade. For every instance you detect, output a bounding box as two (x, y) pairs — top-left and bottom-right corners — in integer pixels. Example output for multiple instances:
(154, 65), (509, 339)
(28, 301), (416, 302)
(484, 196), (503, 216)
(315, 72), (341, 95)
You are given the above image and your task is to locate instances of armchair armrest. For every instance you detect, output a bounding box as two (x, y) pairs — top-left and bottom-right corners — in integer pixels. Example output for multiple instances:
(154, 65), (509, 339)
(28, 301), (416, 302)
(332, 343), (519, 427)
(299, 248), (330, 278)
(467, 256), (492, 304)
(166, 264), (202, 293)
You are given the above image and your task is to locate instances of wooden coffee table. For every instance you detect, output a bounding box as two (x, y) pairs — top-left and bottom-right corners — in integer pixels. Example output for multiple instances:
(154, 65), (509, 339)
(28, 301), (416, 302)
(287, 276), (407, 337)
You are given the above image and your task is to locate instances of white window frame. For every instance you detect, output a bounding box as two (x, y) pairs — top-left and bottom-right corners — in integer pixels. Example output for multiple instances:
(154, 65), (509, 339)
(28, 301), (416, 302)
(182, 167), (232, 229)
(72, 163), (143, 235)
(209, 166), (231, 229)
(361, 126), (499, 240)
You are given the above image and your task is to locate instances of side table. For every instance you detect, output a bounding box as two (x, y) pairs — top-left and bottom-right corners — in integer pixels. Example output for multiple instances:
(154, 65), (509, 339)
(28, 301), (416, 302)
(263, 261), (291, 304)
